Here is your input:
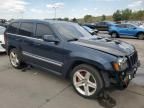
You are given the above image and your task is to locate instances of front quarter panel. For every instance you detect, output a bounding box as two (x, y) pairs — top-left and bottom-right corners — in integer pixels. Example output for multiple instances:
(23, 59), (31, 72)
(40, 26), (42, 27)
(62, 42), (117, 77)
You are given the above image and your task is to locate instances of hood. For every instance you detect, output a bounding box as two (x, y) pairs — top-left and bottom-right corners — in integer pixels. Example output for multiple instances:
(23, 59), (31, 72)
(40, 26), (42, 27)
(137, 26), (144, 31)
(71, 37), (135, 57)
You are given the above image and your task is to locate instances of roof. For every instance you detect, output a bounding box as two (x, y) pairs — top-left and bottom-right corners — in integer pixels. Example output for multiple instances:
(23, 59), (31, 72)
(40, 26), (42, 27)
(11, 19), (74, 25)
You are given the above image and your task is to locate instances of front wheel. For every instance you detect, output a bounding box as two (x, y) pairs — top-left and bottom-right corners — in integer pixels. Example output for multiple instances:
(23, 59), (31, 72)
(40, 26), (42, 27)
(137, 33), (144, 40)
(71, 64), (104, 99)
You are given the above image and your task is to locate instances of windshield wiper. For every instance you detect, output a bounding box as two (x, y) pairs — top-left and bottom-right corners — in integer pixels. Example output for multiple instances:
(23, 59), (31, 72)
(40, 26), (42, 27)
(67, 38), (79, 42)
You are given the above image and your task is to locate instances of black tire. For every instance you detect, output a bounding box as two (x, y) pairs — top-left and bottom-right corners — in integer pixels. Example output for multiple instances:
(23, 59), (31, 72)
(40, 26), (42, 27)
(111, 32), (119, 38)
(9, 48), (25, 69)
(70, 64), (104, 99)
(137, 33), (144, 40)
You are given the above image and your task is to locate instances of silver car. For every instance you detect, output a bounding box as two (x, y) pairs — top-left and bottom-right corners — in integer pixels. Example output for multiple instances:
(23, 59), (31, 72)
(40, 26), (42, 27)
(0, 26), (6, 52)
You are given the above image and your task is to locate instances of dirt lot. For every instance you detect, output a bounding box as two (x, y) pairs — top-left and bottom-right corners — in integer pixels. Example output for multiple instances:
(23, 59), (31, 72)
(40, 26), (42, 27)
(0, 37), (144, 108)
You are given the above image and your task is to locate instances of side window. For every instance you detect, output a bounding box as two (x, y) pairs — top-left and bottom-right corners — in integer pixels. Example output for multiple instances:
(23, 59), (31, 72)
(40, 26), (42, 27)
(19, 22), (34, 37)
(98, 22), (104, 26)
(126, 24), (134, 28)
(35, 24), (53, 38)
(117, 24), (126, 28)
(103, 22), (107, 26)
(7, 22), (19, 34)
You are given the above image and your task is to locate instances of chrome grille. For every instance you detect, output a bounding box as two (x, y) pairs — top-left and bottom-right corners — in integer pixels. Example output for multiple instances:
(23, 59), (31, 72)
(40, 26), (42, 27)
(128, 51), (138, 67)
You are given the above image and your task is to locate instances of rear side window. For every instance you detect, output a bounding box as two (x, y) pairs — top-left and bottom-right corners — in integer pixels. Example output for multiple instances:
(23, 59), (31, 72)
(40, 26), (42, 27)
(126, 24), (135, 28)
(117, 24), (127, 28)
(7, 22), (19, 34)
(35, 24), (53, 38)
(19, 22), (34, 37)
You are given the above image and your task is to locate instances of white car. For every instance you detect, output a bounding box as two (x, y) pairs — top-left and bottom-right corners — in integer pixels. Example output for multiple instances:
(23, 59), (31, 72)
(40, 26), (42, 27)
(0, 26), (6, 52)
(139, 24), (144, 29)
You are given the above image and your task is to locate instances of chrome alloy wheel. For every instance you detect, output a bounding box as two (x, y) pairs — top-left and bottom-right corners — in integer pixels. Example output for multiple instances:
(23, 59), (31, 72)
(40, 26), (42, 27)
(111, 33), (117, 38)
(10, 51), (19, 67)
(138, 33), (144, 40)
(73, 69), (97, 96)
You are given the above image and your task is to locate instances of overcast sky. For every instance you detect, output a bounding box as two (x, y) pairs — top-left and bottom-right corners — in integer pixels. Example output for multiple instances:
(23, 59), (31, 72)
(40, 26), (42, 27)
(0, 0), (144, 19)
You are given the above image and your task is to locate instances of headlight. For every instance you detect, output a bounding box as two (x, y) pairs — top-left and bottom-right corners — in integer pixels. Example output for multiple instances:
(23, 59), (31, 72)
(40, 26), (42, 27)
(113, 57), (128, 72)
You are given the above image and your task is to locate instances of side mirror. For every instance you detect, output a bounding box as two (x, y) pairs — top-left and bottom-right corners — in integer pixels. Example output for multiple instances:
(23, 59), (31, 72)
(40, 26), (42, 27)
(43, 35), (59, 43)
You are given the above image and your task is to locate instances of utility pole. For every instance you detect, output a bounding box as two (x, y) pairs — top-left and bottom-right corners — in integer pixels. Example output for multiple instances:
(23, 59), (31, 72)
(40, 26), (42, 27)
(53, 7), (57, 19)
(54, 7), (57, 19)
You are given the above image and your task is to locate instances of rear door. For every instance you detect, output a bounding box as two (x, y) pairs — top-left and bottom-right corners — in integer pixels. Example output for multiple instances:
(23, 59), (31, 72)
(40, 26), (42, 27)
(6, 22), (21, 50)
(18, 22), (36, 63)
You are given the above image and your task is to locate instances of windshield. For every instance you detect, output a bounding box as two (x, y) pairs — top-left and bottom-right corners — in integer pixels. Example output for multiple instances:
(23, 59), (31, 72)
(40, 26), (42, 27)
(0, 27), (5, 35)
(53, 23), (92, 40)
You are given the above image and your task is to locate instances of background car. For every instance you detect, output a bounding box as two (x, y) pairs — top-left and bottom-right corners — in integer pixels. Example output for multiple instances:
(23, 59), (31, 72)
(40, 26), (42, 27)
(0, 26), (6, 52)
(83, 23), (96, 29)
(109, 23), (144, 40)
(95, 21), (116, 31)
(84, 21), (116, 32)
(82, 26), (98, 35)
(139, 23), (144, 29)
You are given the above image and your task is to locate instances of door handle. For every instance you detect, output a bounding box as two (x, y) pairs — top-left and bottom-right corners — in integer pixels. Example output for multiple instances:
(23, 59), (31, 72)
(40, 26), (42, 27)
(16, 38), (21, 41)
(35, 43), (41, 46)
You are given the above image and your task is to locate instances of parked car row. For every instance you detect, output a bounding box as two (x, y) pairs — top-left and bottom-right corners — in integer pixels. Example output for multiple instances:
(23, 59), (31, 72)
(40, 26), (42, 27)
(4, 19), (140, 99)
(83, 21), (144, 40)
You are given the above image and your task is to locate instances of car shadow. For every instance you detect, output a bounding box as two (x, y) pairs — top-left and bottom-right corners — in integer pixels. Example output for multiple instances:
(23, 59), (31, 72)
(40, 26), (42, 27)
(0, 52), (7, 56)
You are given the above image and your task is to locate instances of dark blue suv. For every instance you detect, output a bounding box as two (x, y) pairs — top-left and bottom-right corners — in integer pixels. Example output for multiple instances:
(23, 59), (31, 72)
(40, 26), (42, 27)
(5, 19), (140, 98)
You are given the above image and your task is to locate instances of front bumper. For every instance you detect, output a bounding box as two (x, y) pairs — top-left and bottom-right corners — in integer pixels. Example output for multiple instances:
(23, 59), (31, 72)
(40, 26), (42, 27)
(112, 60), (140, 90)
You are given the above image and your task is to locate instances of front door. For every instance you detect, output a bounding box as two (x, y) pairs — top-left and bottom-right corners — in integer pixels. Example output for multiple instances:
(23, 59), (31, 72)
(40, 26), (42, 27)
(126, 24), (137, 36)
(29, 23), (65, 74)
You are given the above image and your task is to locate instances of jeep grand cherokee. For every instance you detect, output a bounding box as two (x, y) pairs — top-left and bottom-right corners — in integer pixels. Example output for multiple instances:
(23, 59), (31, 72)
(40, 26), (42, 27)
(4, 19), (140, 98)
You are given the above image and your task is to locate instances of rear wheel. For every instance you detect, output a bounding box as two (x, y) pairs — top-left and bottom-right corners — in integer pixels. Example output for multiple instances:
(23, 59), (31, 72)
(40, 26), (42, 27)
(111, 32), (119, 38)
(137, 33), (144, 40)
(71, 64), (104, 99)
(9, 48), (24, 69)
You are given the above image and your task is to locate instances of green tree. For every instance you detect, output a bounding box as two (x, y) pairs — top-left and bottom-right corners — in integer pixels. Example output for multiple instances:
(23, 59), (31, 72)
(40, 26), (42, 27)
(57, 18), (62, 21)
(113, 10), (122, 21)
(101, 14), (106, 21)
(121, 8), (132, 20)
(84, 15), (93, 23)
(63, 17), (69, 21)
(72, 18), (78, 23)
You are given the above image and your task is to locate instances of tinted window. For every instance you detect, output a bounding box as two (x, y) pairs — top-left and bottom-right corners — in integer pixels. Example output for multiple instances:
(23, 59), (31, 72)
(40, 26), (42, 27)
(97, 22), (104, 26)
(19, 23), (34, 37)
(7, 22), (19, 34)
(35, 24), (53, 38)
(126, 24), (135, 28)
(117, 24), (127, 28)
